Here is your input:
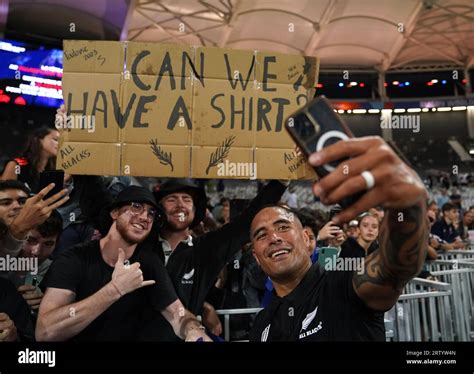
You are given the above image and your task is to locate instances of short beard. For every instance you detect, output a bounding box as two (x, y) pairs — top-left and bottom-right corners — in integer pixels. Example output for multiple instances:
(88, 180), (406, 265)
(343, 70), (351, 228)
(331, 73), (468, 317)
(116, 220), (145, 245)
(164, 220), (190, 233)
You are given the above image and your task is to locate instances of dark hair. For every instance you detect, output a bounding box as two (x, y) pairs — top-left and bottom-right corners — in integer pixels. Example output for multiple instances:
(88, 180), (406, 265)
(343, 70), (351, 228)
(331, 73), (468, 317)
(252, 203), (300, 226)
(0, 180), (31, 195)
(295, 208), (319, 237)
(442, 202), (457, 213)
(22, 127), (57, 177)
(36, 210), (63, 238)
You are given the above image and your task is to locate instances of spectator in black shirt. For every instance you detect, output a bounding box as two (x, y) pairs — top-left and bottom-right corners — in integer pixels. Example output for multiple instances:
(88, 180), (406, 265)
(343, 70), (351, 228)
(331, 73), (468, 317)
(36, 186), (211, 342)
(77, 177), (286, 340)
(431, 202), (464, 247)
(339, 213), (379, 259)
(250, 137), (428, 341)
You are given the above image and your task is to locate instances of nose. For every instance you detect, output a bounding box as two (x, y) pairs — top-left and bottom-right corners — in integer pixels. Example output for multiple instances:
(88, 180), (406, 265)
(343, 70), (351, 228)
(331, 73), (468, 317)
(176, 197), (185, 208)
(268, 229), (283, 244)
(10, 200), (22, 211)
(30, 244), (41, 257)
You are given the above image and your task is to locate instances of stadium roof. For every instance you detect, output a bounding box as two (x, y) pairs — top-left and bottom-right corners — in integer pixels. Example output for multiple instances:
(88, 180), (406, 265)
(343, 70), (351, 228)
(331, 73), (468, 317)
(4, 0), (474, 73)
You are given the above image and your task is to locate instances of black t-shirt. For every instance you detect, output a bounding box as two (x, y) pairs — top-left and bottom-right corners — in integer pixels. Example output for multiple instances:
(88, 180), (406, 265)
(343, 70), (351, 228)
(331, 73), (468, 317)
(0, 278), (35, 341)
(339, 237), (378, 259)
(40, 240), (177, 341)
(250, 263), (385, 341)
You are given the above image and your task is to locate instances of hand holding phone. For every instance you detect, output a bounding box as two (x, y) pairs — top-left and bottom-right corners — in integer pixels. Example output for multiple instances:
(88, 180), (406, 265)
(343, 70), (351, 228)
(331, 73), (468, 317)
(39, 170), (65, 200)
(285, 96), (364, 209)
(318, 221), (342, 241)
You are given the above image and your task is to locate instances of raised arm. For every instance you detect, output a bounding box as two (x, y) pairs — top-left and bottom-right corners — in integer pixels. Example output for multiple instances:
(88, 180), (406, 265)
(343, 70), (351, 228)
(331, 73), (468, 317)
(197, 181), (287, 266)
(308, 136), (428, 311)
(353, 201), (428, 310)
(36, 248), (155, 341)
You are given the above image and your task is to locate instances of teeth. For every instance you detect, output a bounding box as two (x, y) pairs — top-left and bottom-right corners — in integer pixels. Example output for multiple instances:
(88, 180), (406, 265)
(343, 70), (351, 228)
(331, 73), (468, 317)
(133, 223), (144, 230)
(271, 250), (289, 259)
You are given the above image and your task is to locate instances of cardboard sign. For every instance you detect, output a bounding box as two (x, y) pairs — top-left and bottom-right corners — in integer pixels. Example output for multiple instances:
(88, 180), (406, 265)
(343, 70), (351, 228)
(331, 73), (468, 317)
(58, 40), (319, 179)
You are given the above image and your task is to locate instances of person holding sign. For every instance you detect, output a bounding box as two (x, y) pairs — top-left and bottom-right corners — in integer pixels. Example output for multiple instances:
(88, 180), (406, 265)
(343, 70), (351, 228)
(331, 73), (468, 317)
(249, 136), (428, 341)
(36, 186), (211, 342)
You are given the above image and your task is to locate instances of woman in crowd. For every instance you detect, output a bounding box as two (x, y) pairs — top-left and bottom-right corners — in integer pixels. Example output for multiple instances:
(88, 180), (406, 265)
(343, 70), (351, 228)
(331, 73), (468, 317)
(1, 127), (59, 192)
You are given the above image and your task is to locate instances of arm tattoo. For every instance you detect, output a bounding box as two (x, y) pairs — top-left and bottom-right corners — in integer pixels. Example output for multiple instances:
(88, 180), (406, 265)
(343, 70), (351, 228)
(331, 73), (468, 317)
(354, 201), (428, 293)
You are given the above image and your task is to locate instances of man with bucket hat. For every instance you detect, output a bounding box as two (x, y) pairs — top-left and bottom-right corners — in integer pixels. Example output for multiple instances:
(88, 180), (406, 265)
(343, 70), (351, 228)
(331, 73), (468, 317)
(77, 177), (287, 340)
(36, 186), (211, 341)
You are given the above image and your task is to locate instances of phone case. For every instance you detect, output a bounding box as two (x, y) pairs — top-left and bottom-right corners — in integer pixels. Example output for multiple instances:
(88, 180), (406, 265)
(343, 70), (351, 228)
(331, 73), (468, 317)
(317, 247), (339, 270)
(39, 170), (64, 199)
(285, 96), (363, 208)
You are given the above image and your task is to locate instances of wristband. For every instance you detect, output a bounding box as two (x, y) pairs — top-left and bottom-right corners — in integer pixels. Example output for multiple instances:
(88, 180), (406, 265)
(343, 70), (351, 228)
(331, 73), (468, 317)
(110, 281), (123, 297)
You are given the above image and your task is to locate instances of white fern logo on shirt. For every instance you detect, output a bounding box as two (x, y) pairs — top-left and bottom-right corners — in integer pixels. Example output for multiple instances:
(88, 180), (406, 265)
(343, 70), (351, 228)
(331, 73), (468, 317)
(182, 268), (195, 280)
(301, 306), (318, 332)
(261, 324), (271, 342)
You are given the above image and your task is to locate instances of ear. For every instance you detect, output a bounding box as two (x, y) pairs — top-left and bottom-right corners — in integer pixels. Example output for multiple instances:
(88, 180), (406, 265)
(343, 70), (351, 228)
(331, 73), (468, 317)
(110, 208), (120, 221)
(302, 228), (310, 248)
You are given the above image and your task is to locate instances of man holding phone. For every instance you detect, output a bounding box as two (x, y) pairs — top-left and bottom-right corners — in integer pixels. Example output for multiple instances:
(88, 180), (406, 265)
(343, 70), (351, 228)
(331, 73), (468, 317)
(249, 136), (428, 341)
(7, 212), (63, 314)
(0, 180), (69, 262)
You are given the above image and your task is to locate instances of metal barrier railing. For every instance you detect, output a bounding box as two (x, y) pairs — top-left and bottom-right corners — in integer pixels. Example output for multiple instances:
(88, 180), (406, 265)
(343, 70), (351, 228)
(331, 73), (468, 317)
(424, 260), (474, 341)
(438, 250), (474, 261)
(386, 278), (453, 342)
(215, 308), (262, 341)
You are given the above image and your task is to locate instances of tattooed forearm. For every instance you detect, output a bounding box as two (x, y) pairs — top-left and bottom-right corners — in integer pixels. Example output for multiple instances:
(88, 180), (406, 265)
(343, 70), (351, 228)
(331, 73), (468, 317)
(354, 201), (428, 294)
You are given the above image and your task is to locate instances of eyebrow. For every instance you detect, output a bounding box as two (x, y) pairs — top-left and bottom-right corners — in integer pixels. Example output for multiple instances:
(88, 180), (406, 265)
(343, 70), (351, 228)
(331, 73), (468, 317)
(252, 218), (291, 239)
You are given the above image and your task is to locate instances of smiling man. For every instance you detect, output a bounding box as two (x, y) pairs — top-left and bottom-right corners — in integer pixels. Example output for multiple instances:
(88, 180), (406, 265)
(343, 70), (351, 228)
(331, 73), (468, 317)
(36, 186), (210, 341)
(249, 137), (428, 341)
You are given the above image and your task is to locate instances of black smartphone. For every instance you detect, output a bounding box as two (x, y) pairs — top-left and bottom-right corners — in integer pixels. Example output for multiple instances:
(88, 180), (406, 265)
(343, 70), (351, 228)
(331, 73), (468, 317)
(285, 96), (363, 208)
(39, 170), (64, 200)
(329, 205), (342, 220)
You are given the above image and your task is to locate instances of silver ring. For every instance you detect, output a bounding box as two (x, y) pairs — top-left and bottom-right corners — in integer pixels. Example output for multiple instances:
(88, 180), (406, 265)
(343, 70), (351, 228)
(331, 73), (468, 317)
(361, 171), (375, 190)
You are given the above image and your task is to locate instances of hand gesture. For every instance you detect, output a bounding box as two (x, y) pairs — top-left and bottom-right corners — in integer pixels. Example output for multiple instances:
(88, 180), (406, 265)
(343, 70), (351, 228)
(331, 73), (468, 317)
(10, 183), (69, 239)
(110, 248), (155, 296)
